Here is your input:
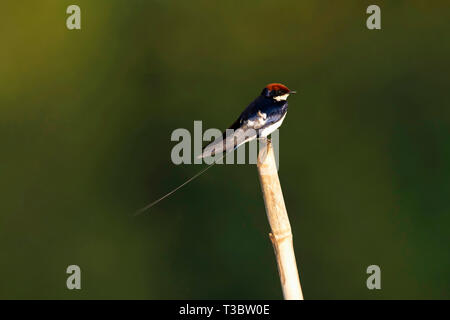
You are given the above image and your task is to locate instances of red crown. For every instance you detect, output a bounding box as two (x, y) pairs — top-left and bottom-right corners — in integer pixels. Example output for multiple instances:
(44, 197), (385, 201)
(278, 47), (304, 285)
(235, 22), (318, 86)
(265, 83), (290, 92)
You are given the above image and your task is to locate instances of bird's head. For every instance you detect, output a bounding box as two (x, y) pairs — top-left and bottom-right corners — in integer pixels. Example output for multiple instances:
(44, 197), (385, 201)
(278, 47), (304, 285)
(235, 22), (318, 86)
(261, 83), (296, 101)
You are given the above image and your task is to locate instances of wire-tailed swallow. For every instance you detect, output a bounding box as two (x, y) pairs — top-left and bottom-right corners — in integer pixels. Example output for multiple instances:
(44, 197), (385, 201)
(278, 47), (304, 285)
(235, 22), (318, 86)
(135, 83), (295, 215)
(198, 83), (295, 158)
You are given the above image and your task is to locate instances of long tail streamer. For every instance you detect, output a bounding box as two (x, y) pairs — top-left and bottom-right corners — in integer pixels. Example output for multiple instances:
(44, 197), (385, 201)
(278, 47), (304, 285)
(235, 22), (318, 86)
(133, 153), (228, 216)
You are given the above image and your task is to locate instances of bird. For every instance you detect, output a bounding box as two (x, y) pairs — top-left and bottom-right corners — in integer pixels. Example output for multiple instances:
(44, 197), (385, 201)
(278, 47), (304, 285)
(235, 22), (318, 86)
(198, 83), (295, 159)
(134, 83), (296, 215)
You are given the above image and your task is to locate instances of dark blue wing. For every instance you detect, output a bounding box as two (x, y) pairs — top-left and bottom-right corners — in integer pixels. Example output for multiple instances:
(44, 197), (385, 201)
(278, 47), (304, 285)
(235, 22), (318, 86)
(198, 96), (288, 158)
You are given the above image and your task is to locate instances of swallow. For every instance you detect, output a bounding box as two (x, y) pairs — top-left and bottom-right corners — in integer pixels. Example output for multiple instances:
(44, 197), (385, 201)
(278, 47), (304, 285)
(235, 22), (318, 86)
(134, 83), (295, 215)
(198, 83), (295, 158)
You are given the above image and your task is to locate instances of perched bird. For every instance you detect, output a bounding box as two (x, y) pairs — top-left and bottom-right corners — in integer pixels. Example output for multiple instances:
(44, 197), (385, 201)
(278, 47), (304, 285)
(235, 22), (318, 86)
(199, 83), (295, 158)
(134, 83), (295, 215)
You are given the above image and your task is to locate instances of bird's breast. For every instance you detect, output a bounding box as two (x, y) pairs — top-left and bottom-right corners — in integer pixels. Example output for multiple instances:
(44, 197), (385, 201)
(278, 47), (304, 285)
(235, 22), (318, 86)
(259, 112), (287, 137)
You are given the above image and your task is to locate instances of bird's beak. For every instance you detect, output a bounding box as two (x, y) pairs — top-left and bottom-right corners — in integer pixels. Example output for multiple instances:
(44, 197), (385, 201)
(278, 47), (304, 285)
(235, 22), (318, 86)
(289, 90), (297, 94)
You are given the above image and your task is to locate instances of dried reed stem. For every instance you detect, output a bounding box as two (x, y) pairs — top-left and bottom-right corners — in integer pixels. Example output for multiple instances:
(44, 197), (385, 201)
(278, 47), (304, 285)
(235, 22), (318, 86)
(257, 140), (304, 300)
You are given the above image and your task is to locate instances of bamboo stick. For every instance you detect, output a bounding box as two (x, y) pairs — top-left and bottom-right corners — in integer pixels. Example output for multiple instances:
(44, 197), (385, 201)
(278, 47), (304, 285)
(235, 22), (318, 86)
(257, 140), (304, 300)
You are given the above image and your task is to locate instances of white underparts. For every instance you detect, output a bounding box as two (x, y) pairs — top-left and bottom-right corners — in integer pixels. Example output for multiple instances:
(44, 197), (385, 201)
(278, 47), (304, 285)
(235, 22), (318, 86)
(259, 112), (287, 137)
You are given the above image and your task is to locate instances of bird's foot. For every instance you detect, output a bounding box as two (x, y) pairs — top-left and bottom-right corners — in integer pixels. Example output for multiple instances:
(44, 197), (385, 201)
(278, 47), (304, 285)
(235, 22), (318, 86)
(257, 137), (271, 144)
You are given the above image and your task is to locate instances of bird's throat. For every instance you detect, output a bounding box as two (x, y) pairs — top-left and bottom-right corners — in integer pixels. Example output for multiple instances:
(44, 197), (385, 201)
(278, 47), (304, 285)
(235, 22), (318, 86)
(274, 94), (289, 101)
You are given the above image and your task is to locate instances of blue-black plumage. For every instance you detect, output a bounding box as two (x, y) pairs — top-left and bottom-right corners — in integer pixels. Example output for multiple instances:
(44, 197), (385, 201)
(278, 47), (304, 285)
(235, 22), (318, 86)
(199, 83), (295, 158)
(135, 83), (296, 214)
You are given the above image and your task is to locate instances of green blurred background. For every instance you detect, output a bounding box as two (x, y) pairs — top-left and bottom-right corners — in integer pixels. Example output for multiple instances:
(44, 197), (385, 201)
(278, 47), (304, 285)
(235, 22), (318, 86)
(1, 0), (449, 299)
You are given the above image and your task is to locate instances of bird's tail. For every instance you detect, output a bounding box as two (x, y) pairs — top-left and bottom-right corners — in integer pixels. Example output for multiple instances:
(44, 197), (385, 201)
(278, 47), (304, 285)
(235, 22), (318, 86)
(197, 126), (257, 159)
(134, 151), (229, 216)
(135, 128), (259, 216)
